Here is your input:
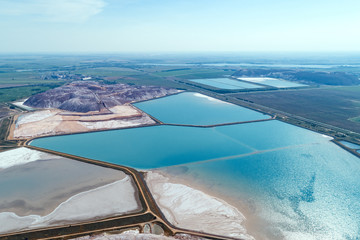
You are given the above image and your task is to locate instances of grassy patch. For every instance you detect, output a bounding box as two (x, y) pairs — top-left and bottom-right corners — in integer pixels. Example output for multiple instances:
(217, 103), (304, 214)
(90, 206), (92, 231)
(152, 68), (233, 78)
(234, 86), (360, 133)
(100, 73), (187, 89)
(0, 71), (61, 85)
(0, 84), (62, 103)
(73, 67), (141, 77)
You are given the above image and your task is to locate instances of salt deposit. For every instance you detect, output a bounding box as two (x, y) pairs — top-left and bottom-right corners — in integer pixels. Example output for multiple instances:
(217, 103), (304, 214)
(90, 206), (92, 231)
(12, 99), (35, 111)
(193, 93), (228, 104)
(12, 106), (155, 139)
(0, 176), (141, 234)
(0, 147), (59, 169)
(79, 115), (154, 130)
(17, 110), (57, 125)
(145, 172), (254, 240)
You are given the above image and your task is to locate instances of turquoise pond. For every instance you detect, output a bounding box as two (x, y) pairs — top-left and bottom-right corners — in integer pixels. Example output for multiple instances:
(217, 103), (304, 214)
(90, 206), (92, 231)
(30, 120), (329, 169)
(29, 92), (360, 239)
(190, 78), (263, 89)
(134, 92), (270, 125)
(238, 77), (307, 88)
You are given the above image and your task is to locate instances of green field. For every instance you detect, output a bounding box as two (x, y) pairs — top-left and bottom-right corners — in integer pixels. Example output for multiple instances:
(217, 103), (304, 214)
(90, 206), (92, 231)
(101, 74), (188, 89)
(0, 57), (237, 102)
(73, 67), (141, 77)
(0, 85), (60, 103)
(233, 86), (360, 133)
(152, 68), (234, 78)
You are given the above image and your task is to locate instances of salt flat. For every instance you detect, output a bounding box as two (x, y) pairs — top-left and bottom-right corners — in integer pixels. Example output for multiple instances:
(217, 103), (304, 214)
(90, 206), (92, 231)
(0, 148), (142, 234)
(0, 177), (140, 234)
(145, 171), (254, 240)
(11, 105), (154, 139)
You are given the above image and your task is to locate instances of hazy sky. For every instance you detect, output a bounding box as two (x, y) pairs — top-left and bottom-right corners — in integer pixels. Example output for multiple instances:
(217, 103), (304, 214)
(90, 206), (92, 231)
(0, 0), (359, 53)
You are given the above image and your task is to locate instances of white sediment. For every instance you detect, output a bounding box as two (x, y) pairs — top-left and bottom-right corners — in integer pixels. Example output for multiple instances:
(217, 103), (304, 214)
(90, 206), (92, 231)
(12, 100), (35, 111)
(79, 115), (154, 129)
(322, 134), (334, 140)
(16, 110), (57, 125)
(145, 172), (254, 240)
(0, 176), (140, 234)
(109, 105), (140, 115)
(193, 93), (229, 104)
(0, 147), (59, 169)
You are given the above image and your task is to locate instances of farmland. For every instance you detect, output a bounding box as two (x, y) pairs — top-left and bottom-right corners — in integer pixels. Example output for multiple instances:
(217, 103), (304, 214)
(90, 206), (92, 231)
(232, 86), (360, 133)
(0, 85), (59, 103)
(1, 54), (360, 141)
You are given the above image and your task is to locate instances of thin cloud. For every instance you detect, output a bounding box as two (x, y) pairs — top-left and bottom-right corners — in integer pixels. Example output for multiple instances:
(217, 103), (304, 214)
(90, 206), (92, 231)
(0, 0), (107, 22)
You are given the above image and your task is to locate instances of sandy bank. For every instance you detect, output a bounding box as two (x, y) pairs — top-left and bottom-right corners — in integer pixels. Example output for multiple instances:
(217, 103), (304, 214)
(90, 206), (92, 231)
(145, 171), (254, 240)
(0, 176), (141, 234)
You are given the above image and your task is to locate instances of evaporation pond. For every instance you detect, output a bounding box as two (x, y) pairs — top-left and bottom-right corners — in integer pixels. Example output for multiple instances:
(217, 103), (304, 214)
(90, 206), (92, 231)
(238, 77), (307, 88)
(339, 140), (360, 149)
(31, 120), (332, 169)
(0, 157), (126, 216)
(190, 78), (263, 89)
(134, 92), (270, 125)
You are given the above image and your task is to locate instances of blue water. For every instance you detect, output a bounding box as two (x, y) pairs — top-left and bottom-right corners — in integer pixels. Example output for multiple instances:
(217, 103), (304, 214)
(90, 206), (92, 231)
(30, 118), (360, 239)
(340, 140), (360, 150)
(238, 78), (307, 88)
(190, 78), (263, 89)
(162, 141), (360, 239)
(31, 125), (248, 169)
(31, 120), (329, 169)
(134, 92), (270, 125)
(30, 119), (360, 238)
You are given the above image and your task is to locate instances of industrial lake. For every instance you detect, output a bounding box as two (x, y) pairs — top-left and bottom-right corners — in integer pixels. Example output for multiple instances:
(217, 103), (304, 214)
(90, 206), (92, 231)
(30, 91), (360, 239)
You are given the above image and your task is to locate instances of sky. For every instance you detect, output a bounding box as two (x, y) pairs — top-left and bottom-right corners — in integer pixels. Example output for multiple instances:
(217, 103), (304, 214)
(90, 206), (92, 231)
(0, 0), (359, 53)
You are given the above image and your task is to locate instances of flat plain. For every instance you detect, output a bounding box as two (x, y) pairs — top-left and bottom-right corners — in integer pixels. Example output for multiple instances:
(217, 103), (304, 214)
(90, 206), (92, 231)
(232, 86), (360, 133)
